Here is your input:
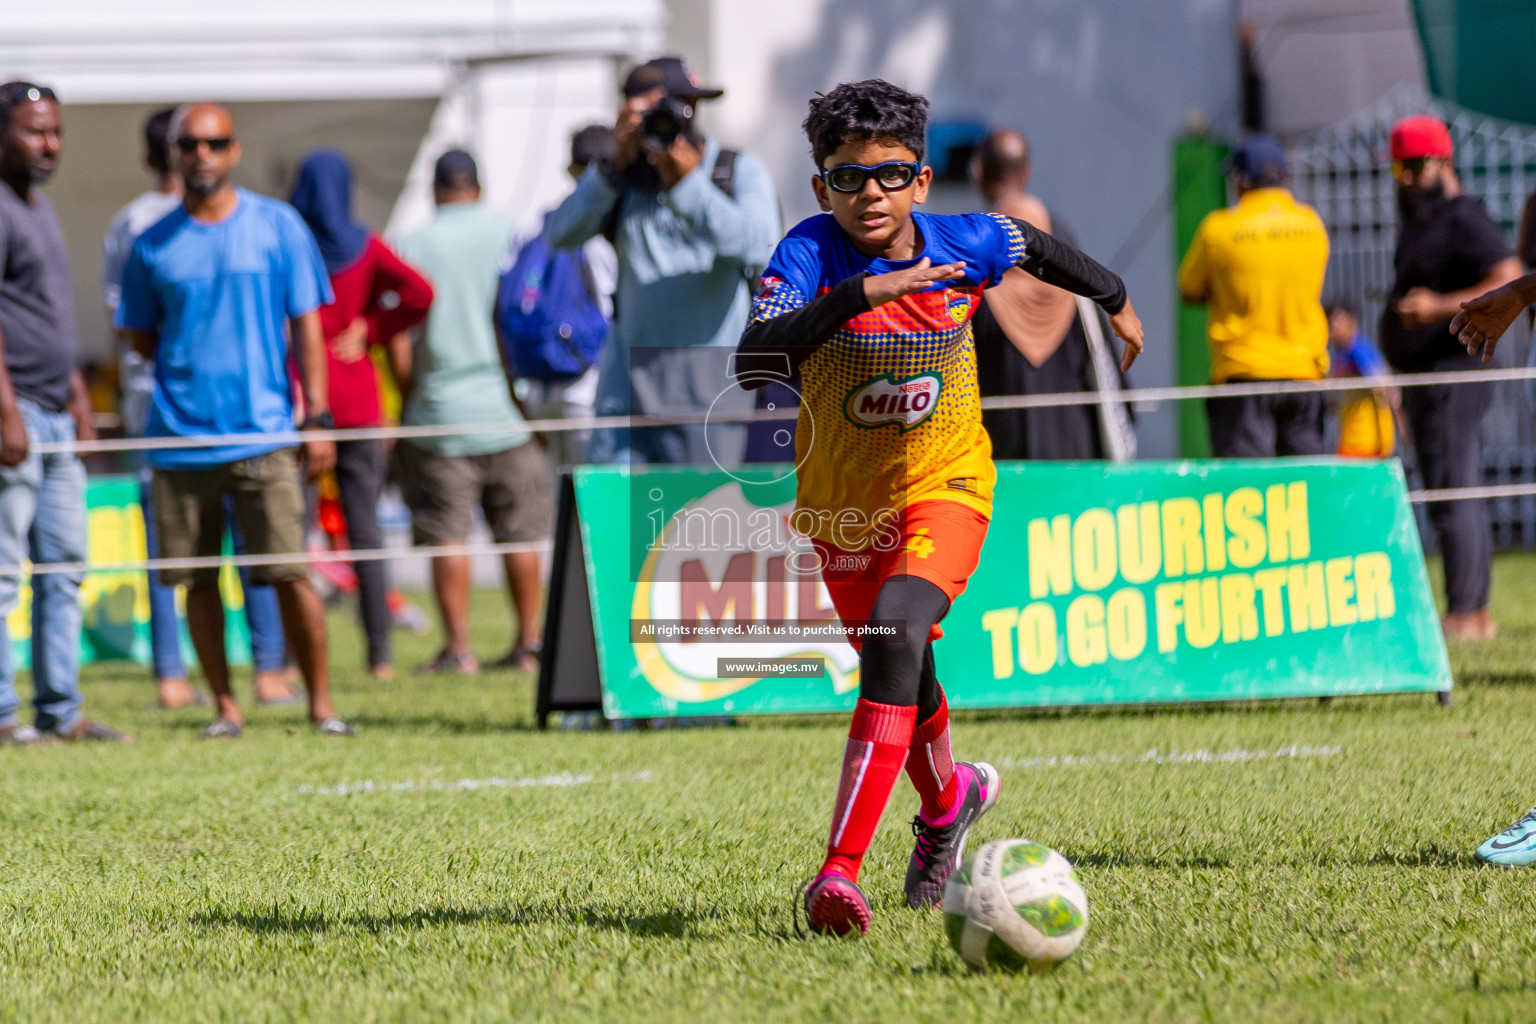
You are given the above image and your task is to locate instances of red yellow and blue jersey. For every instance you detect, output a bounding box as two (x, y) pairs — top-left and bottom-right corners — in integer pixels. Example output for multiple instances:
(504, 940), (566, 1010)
(750, 211), (1028, 548)
(1331, 332), (1395, 458)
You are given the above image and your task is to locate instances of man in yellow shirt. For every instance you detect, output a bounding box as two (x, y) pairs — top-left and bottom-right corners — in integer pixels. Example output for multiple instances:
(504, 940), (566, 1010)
(1178, 136), (1330, 456)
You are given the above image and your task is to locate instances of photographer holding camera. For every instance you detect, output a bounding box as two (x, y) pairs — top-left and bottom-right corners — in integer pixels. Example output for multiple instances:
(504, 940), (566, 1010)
(548, 57), (780, 467)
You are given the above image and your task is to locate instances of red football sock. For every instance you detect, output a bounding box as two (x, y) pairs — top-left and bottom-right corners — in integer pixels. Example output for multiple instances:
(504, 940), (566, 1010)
(821, 699), (918, 882)
(906, 695), (958, 820)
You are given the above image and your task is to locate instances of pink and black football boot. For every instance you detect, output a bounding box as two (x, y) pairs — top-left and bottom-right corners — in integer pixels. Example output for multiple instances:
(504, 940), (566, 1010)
(802, 871), (872, 937)
(903, 761), (1001, 909)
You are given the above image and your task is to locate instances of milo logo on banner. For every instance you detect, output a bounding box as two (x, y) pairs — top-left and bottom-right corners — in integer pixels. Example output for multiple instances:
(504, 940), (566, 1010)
(629, 481), (861, 704)
(844, 372), (942, 431)
(979, 481), (1400, 678)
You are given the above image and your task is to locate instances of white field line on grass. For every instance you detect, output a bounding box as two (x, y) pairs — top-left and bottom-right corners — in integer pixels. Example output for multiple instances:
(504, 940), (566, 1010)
(993, 744), (1342, 770)
(299, 770), (654, 797)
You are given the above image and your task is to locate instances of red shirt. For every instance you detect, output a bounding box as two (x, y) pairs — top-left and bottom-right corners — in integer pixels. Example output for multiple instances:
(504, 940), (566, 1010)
(315, 235), (433, 428)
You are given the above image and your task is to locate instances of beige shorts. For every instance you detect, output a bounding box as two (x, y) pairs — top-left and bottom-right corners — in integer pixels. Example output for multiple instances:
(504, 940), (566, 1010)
(397, 440), (553, 546)
(151, 448), (307, 589)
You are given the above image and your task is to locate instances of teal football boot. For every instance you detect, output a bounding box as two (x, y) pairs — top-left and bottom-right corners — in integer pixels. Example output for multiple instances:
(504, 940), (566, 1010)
(1476, 807), (1536, 867)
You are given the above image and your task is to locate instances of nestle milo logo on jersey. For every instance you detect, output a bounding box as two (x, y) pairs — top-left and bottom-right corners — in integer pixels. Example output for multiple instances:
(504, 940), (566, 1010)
(844, 372), (943, 431)
(946, 290), (970, 324)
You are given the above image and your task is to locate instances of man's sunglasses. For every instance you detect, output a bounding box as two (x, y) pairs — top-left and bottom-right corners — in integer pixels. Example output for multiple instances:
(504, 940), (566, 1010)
(819, 161), (921, 193)
(174, 136), (234, 154)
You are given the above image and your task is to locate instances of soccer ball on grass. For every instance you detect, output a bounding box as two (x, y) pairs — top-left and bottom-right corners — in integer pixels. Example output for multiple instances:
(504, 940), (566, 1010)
(942, 838), (1088, 973)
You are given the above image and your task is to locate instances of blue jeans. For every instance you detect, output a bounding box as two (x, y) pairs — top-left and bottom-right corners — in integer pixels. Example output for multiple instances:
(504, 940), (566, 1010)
(140, 468), (183, 680)
(141, 471), (286, 678)
(0, 400), (87, 734)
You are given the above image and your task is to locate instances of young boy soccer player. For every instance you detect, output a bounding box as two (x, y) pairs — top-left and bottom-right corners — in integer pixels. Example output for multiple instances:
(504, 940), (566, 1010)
(735, 80), (1144, 936)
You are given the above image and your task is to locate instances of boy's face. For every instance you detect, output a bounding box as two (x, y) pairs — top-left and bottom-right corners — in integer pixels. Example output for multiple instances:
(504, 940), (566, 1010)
(1328, 309), (1357, 344)
(812, 138), (931, 254)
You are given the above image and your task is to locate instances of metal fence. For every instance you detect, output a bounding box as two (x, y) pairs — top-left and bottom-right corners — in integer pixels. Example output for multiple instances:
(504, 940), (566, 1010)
(1289, 85), (1536, 549)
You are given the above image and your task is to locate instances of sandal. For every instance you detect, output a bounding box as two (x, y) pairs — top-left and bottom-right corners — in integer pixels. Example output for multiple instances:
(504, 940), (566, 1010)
(485, 645), (541, 673)
(415, 649), (479, 676)
(58, 719), (134, 743)
(313, 717), (355, 737)
(199, 719), (243, 740)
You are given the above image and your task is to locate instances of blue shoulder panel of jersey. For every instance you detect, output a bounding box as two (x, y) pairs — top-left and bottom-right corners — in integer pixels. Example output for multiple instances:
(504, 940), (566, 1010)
(915, 211), (1027, 287)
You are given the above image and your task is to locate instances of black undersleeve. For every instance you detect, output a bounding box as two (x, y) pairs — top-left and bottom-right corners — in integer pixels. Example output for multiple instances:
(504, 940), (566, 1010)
(734, 222), (1125, 392)
(1010, 217), (1128, 315)
(733, 274), (870, 389)
(859, 575), (952, 712)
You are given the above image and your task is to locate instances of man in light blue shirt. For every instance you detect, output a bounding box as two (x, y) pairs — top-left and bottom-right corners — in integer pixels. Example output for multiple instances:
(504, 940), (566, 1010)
(117, 103), (350, 739)
(391, 150), (551, 675)
(548, 57), (780, 466)
(103, 105), (291, 711)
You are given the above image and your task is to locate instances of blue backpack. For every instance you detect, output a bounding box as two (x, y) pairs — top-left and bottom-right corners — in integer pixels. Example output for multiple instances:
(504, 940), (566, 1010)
(496, 215), (608, 381)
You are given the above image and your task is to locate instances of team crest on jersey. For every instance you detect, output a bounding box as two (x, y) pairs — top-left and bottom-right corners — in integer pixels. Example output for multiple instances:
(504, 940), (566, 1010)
(754, 276), (782, 302)
(843, 372), (943, 431)
(946, 290), (971, 325)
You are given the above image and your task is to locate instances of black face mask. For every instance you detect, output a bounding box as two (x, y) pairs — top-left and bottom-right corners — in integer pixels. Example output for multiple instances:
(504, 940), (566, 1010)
(1397, 179), (1448, 222)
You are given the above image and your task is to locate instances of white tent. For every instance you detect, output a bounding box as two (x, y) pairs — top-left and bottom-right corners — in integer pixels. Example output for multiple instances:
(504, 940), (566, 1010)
(0, 0), (664, 360)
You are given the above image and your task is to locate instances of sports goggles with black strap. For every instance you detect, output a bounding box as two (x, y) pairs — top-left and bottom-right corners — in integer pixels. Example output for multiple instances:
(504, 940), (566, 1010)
(818, 161), (921, 193)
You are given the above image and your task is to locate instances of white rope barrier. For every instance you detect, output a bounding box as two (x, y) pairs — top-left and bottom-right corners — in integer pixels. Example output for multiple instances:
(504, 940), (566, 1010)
(0, 360), (1510, 578)
(979, 363), (1536, 411)
(0, 479), (1523, 578)
(0, 473), (1525, 577)
(1409, 482), (1536, 503)
(48, 363), (1536, 456)
(0, 540), (551, 578)
(0, 475), (1518, 577)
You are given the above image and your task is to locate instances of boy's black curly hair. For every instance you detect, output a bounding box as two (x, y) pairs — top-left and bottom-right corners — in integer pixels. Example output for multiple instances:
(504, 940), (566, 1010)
(802, 80), (928, 167)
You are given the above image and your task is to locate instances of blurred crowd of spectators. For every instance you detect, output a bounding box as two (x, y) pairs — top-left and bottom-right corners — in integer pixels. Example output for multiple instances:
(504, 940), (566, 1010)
(0, 59), (1516, 744)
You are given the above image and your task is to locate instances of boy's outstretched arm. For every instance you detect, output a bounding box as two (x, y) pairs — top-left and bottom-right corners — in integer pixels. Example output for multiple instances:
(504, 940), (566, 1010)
(733, 259), (970, 389)
(734, 274), (869, 389)
(1011, 218), (1145, 370)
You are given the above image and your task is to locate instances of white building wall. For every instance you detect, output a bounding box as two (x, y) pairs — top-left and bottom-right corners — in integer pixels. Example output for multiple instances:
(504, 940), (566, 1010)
(1243, 0), (1425, 136)
(385, 57), (621, 241)
(698, 0), (1243, 458)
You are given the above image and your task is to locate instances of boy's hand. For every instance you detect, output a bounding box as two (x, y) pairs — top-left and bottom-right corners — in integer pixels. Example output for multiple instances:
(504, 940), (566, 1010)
(862, 258), (966, 308)
(1109, 299), (1145, 371)
(330, 317), (369, 363)
(1451, 282), (1528, 363)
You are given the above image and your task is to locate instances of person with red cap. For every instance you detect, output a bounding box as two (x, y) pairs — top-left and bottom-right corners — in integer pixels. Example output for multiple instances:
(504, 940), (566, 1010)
(1379, 115), (1520, 642)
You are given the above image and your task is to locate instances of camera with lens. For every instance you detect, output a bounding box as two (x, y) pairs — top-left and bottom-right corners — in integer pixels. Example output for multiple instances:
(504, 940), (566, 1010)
(639, 97), (697, 150)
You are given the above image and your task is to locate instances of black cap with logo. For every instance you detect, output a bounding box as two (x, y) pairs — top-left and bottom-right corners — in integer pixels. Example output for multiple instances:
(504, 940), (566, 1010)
(433, 149), (479, 189)
(622, 57), (724, 100)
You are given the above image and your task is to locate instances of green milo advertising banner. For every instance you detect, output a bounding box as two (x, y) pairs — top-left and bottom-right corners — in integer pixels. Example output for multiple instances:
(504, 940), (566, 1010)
(536, 461), (1451, 722)
(6, 475), (254, 669)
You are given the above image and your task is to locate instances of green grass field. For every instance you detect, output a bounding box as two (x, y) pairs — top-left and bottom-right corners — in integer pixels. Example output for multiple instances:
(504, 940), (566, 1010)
(5, 556), (1536, 1023)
